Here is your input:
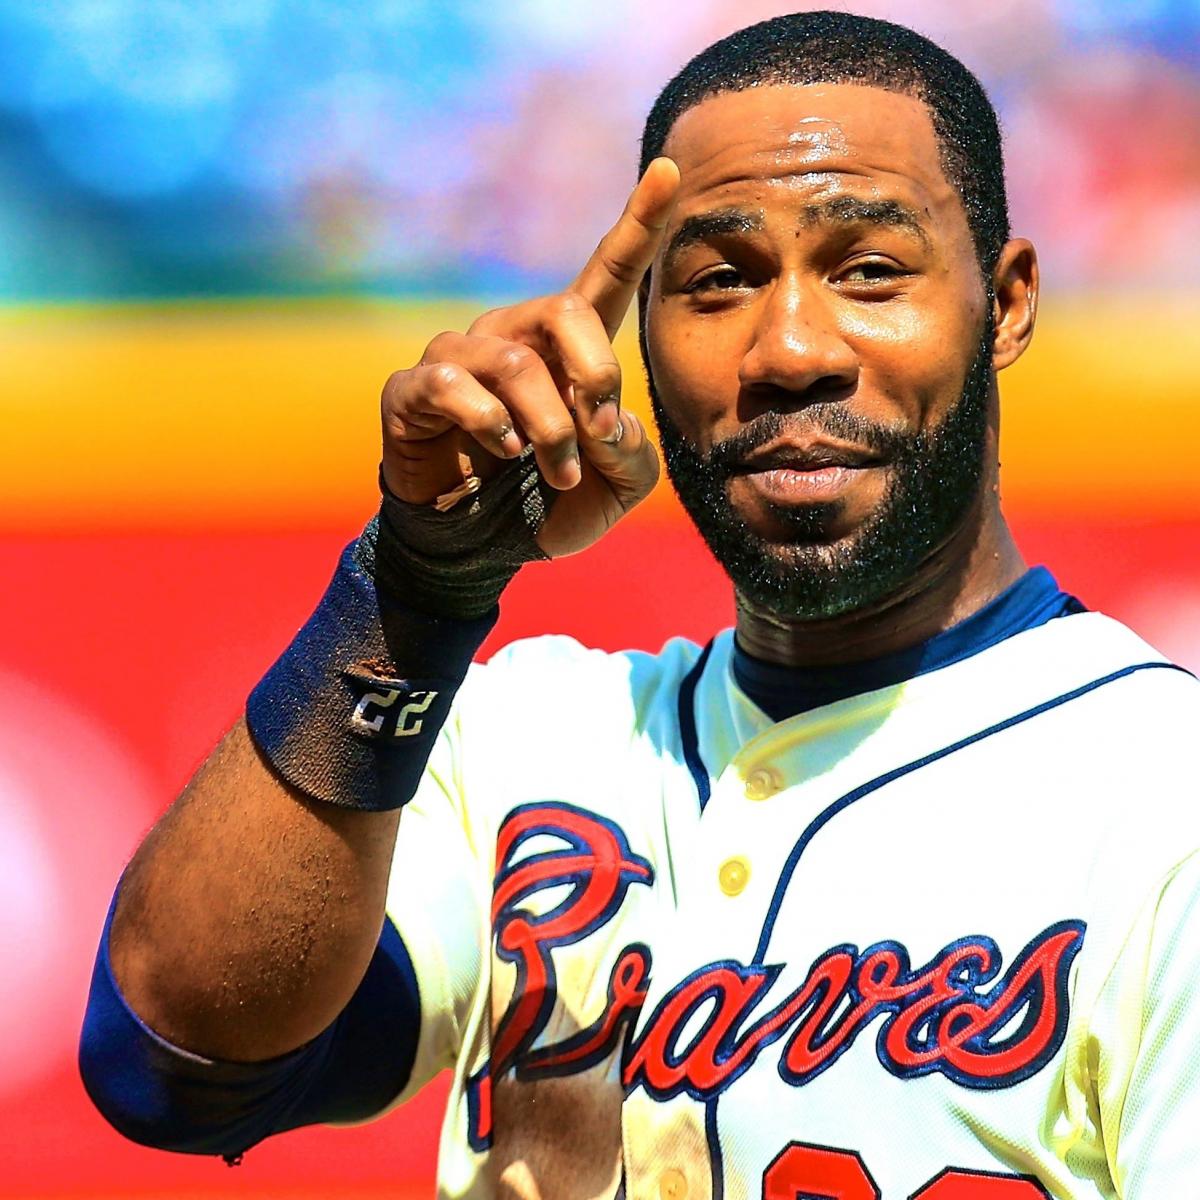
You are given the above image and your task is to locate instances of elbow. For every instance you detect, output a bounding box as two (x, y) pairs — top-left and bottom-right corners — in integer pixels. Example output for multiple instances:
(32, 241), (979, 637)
(78, 1024), (250, 1158)
(79, 893), (283, 1158)
(78, 1017), (256, 1159)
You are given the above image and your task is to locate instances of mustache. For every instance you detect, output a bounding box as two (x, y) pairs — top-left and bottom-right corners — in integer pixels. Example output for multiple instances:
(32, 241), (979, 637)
(703, 406), (914, 475)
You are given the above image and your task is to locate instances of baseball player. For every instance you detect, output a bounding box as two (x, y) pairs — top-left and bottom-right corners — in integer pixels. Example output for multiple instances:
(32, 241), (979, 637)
(82, 12), (1199, 1199)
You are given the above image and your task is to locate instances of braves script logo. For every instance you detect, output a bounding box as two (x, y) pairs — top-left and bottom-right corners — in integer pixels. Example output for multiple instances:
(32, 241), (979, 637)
(467, 803), (1085, 1149)
(466, 802), (655, 1148)
(623, 920), (1086, 1101)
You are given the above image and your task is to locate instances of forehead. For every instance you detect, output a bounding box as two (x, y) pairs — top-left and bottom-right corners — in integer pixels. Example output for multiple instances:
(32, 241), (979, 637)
(661, 82), (960, 229)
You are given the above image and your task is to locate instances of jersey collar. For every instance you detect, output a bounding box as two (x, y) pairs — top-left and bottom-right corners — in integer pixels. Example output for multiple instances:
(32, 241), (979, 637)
(730, 567), (1084, 724)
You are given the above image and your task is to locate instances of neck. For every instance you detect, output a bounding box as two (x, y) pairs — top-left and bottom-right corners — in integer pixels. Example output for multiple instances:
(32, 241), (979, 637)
(734, 496), (1026, 669)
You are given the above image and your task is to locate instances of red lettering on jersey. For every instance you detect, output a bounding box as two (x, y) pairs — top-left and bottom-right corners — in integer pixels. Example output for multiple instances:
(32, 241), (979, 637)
(625, 950), (858, 1094)
(466, 802), (654, 1148)
(857, 929), (1084, 1080)
(461, 803), (1084, 1146)
(622, 963), (775, 1093)
(525, 944), (651, 1073)
(624, 921), (1085, 1100)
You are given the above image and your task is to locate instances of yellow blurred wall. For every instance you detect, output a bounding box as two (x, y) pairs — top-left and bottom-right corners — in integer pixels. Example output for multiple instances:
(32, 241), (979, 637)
(3, 296), (1197, 532)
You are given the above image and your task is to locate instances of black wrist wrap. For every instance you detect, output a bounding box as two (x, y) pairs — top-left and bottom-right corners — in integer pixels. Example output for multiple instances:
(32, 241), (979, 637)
(245, 452), (555, 811)
(372, 446), (555, 620)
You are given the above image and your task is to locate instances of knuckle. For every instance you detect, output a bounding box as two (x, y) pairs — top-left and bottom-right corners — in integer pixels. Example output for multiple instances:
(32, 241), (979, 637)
(495, 343), (541, 380)
(588, 361), (622, 397)
(597, 243), (641, 284)
(627, 207), (658, 238)
(381, 411), (410, 441)
(551, 290), (590, 317)
(463, 393), (503, 429)
(422, 331), (457, 361)
(425, 361), (462, 393)
(468, 307), (506, 335)
(536, 418), (578, 451)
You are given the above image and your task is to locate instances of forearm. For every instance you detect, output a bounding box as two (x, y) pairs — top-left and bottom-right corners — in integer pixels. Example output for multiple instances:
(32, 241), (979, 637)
(105, 482), (525, 1064)
(105, 520), (501, 1063)
(109, 717), (402, 1062)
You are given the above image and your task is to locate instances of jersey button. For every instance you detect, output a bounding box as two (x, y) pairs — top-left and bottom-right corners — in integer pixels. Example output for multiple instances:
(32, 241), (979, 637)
(659, 1168), (688, 1200)
(744, 766), (782, 801)
(718, 857), (750, 896)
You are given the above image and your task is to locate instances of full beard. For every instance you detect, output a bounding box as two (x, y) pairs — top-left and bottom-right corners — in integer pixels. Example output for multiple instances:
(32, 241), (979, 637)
(645, 321), (995, 621)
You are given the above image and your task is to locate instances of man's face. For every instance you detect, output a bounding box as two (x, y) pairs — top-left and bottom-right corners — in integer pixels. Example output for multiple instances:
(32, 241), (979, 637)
(643, 83), (995, 620)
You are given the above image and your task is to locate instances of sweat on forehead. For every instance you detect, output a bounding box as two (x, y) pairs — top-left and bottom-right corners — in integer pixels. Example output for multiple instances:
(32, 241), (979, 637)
(640, 10), (1010, 275)
(659, 85), (952, 203)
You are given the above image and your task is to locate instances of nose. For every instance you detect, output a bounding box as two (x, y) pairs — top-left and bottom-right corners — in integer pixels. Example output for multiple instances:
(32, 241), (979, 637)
(738, 277), (859, 402)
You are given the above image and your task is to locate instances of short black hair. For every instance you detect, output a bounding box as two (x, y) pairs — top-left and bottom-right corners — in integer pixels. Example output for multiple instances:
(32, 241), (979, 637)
(640, 10), (1010, 277)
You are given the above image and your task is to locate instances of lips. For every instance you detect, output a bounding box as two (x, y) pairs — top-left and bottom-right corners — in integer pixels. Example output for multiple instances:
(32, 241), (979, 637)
(731, 439), (883, 474)
(729, 439), (884, 507)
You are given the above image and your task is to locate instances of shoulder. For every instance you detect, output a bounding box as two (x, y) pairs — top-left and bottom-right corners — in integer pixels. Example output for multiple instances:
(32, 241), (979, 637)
(1043, 609), (1199, 727)
(996, 610), (1200, 811)
(978, 607), (1198, 725)
(442, 632), (728, 822)
(421, 632), (726, 851)
(1043, 615), (1200, 944)
(456, 631), (721, 727)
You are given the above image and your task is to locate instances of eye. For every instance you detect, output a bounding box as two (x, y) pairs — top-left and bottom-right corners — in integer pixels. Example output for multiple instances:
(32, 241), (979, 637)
(685, 266), (748, 294)
(840, 259), (905, 284)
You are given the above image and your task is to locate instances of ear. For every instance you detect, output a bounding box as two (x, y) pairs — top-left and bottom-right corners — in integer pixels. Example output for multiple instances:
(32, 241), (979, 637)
(991, 238), (1039, 370)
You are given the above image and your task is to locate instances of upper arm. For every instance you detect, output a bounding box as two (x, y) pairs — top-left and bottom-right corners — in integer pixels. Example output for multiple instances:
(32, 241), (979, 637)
(1110, 852), (1200, 1194)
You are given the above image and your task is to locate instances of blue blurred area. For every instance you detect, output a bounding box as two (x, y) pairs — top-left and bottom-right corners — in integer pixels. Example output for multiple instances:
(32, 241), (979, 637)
(1, 0), (1198, 301)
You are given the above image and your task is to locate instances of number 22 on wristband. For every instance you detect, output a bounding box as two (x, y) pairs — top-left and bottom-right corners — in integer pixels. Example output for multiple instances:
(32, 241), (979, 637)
(762, 1142), (1050, 1199)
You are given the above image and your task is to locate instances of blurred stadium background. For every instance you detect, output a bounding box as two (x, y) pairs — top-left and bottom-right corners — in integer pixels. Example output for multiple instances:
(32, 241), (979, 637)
(1, 1), (1197, 1195)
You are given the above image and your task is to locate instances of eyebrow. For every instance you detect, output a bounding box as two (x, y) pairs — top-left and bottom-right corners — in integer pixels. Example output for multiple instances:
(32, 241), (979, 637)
(662, 208), (764, 271)
(661, 197), (932, 274)
(801, 196), (932, 246)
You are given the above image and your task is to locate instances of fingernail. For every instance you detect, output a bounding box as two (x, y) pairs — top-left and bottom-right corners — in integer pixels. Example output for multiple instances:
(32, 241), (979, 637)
(589, 393), (620, 442)
(561, 447), (581, 487)
(498, 425), (522, 456)
(600, 417), (625, 446)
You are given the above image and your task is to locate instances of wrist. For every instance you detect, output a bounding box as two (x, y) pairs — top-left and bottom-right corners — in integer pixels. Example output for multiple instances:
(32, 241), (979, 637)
(368, 447), (555, 621)
(246, 541), (495, 811)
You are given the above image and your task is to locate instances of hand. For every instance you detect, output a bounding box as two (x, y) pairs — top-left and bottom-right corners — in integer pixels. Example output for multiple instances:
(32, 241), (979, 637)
(379, 157), (680, 558)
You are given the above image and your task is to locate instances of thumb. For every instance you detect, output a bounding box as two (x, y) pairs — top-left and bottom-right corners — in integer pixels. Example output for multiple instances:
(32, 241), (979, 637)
(532, 410), (660, 558)
(577, 409), (660, 514)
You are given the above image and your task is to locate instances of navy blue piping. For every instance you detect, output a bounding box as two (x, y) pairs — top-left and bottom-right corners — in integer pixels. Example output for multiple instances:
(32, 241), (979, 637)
(679, 643), (721, 1195)
(705, 1099), (724, 1200)
(750, 660), (1192, 964)
(678, 640), (714, 812)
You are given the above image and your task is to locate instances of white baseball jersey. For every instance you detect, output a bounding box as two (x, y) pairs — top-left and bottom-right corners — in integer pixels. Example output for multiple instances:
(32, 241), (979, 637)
(380, 604), (1200, 1199)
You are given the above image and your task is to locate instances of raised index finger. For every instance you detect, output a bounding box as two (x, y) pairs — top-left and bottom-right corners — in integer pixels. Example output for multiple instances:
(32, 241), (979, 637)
(572, 157), (681, 339)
